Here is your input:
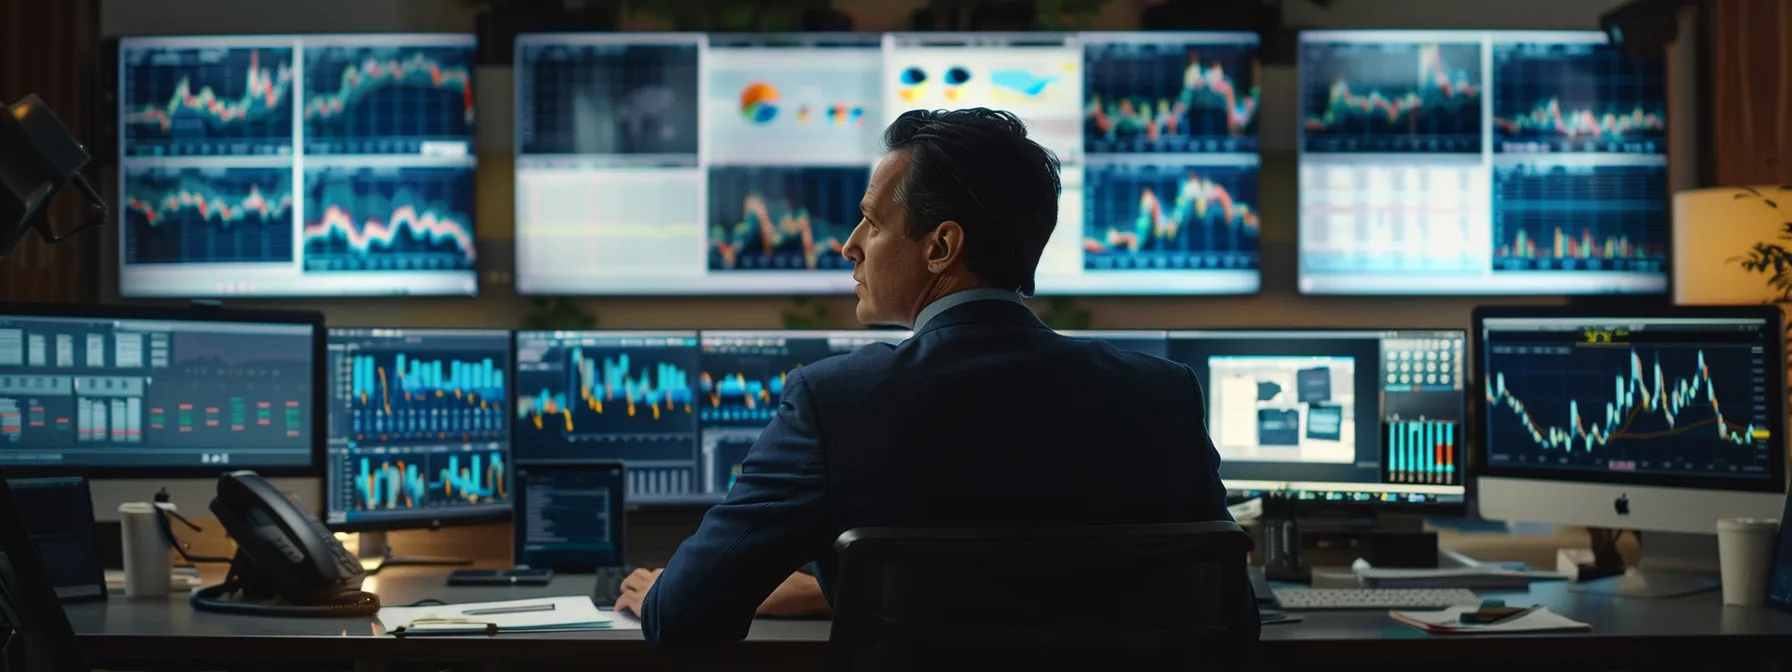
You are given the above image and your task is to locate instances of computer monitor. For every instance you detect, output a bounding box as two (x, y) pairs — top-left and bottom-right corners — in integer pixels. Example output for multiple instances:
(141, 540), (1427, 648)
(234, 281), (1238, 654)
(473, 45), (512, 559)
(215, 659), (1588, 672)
(116, 33), (479, 298)
(886, 31), (1263, 295)
(322, 328), (511, 533)
(1473, 306), (1786, 594)
(0, 303), (323, 476)
(1168, 329), (1468, 508)
(513, 461), (627, 571)
(513, 32), (881, 296)
(512, 330), (705, 504)
(1295, 30), (1667, 295)
(698, 330), (909, 497)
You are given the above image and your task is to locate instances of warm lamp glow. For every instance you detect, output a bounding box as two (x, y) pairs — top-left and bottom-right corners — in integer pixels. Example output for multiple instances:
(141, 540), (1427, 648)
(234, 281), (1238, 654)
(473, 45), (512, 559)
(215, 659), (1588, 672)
(1672, 186), (1791, 305)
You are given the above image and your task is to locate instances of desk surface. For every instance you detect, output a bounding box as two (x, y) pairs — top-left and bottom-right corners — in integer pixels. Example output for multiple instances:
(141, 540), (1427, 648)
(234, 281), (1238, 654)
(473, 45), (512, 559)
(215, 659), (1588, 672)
(66, 567), (1792, 670)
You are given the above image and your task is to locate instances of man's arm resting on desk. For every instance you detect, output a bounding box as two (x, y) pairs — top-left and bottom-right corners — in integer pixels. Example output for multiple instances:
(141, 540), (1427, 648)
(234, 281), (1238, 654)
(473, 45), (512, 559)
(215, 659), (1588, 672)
(638, 368), (832, 652)
(617, 570), (830, 619)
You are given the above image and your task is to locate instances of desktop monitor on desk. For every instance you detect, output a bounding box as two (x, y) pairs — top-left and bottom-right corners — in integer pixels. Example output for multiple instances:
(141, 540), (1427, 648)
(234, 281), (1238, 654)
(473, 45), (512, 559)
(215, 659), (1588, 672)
(323, 328), (512, 567)
(1168, 329), (1469, 509)
(511, 329), (909, 505)
(1473, 306), (1787, 596)
(0, 303), (325, 522)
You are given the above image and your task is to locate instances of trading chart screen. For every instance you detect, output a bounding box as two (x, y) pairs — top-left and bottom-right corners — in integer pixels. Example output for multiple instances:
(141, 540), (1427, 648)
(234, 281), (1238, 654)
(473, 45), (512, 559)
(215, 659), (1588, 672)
(1170, 330), (1467, 505)
(1297, 31), (1667, 295)
(118, 34), (478, 298)
(513, 331), (704, 504)
(697, 330), (908, 497)
(0, 314), (316, 469)
(324, 328), (510, 528)
(515, 32), (1260, 296)
(1479, 316), (1777, 483)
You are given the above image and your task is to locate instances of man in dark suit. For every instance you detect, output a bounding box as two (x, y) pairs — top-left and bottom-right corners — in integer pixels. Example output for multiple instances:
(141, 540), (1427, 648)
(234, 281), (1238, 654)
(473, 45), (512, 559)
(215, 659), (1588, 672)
(617, 108), (1248, 651)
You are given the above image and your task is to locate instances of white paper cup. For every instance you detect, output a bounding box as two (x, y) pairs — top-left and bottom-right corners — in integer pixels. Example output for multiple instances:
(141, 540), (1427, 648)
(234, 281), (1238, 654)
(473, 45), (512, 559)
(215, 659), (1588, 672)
(1718, 518), (1779, 606)
(118, 502), (172, 598)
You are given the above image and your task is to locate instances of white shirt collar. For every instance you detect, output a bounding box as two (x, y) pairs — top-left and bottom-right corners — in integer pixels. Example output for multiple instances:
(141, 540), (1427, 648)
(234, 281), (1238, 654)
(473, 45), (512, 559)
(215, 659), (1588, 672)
(911, 289), (1025, 332)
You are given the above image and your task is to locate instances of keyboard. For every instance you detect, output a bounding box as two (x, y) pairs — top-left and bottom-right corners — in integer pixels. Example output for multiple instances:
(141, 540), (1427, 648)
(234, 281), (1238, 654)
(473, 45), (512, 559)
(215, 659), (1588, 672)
(1271, 588), (1481, 611)
(590, 565), (637, 605)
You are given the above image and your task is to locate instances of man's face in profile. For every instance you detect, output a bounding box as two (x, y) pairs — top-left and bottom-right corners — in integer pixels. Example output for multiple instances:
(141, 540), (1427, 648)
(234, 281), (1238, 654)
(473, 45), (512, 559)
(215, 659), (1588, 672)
(843, 150), (933, 327)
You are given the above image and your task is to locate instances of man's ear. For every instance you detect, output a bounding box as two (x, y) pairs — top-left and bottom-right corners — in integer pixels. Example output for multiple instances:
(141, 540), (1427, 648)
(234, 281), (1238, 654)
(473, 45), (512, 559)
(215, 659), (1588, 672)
(928, 221), (964, 272)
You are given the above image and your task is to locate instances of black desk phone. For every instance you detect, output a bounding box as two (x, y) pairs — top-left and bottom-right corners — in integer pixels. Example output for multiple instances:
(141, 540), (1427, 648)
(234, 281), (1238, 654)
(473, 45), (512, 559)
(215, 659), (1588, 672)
(189, 471), (379, 617)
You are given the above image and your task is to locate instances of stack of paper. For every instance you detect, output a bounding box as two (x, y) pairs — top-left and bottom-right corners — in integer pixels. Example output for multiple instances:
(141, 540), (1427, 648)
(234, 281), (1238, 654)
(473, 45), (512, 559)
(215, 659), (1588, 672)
(378, 596), (634, 636)
(1390, 606), (1591, 634)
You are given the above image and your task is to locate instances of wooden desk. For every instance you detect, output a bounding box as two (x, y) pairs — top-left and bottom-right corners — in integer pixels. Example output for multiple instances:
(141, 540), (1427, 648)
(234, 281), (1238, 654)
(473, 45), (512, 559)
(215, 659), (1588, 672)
(66, 566), (1792, 671)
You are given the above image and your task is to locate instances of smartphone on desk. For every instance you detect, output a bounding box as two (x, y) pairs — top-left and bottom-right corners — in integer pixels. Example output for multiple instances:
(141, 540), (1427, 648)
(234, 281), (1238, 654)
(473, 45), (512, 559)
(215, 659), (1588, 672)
(446, 568), (555, 586)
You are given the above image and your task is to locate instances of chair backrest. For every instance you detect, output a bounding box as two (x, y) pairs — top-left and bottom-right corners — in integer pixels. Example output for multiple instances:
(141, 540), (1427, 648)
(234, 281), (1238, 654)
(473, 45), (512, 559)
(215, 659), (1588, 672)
(828, 522), (1256, 671)
(0, 474), (88, 672)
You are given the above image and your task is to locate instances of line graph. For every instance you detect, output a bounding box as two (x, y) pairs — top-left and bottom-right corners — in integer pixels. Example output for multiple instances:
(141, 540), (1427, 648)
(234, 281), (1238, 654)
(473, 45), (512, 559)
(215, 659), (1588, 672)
(1083, 40), (1260, 154)
(1485, 341), (1772, 476)
(123, 46), (295, 156)
(707, 167), (864, 272)
(123, 165), (295, 265)
(349, 351), (506, 442)
(1493, 41), (1666, 154)
(1301, 42), (1483, 154)
(303, 45), (476, 155)
(302, 166), (476, 272)
(1083, 162), (1260, 271)
(1491, 162), (1665, 273)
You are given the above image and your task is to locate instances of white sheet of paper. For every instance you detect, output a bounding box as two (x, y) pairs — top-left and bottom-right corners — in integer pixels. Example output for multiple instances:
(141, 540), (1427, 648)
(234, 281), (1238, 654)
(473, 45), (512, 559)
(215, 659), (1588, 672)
(377, 596), (612, 632)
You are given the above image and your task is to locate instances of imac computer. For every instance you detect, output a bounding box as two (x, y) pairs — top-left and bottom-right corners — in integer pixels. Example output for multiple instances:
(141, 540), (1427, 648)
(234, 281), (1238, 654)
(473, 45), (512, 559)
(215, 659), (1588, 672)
(1474, 306), (1788, 597)
(324, 328), (512, 569)
(1168, 329), (1469, 509)
(0, 303), (324, 520)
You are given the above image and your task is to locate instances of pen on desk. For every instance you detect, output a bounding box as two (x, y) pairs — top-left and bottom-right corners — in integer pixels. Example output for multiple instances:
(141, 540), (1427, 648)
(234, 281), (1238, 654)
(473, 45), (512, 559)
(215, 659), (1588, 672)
(1464, 604), (1542, 626)
(463, 603), (557, 616)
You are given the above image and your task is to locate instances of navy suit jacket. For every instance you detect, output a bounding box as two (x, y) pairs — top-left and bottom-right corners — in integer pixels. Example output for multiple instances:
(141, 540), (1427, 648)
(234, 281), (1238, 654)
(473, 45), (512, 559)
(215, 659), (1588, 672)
(642, 299), (1245, 651)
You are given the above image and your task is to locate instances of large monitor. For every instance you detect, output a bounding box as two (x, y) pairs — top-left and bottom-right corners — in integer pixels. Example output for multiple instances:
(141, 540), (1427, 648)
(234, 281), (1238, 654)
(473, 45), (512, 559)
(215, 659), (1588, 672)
(0, 304), (323, 475)
(323, 328), (511, 531)
(513, 330), (705, 504)
(117, 33), (479, 298)
(1296, 31), (1668, 295)
(697, 330), (909, 497)
(513, 33), (880, 295)
(1473, 307), (1786, 533)
(513, 31), (1262, 296)
(1169, 329), (1468, 507)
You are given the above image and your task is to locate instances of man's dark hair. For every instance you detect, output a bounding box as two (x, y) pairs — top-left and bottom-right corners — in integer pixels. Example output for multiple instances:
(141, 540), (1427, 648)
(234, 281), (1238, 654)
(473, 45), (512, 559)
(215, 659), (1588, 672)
(882, 108), (1061, 295)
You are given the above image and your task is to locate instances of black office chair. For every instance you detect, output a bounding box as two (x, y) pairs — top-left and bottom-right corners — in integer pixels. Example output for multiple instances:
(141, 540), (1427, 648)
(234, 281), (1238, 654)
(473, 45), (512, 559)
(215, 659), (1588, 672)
(828, 522), (1257, 671)
(0, 476), (89, 672)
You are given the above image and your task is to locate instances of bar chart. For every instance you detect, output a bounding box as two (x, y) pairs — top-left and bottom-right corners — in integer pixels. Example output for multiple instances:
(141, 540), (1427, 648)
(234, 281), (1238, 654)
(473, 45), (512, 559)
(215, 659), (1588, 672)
(1385, 420), (1458, 485)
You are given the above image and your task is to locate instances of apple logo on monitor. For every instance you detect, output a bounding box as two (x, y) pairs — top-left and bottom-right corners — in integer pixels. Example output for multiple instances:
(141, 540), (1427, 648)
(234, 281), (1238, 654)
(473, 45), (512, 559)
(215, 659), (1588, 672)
(1614, 493), (1631, 516)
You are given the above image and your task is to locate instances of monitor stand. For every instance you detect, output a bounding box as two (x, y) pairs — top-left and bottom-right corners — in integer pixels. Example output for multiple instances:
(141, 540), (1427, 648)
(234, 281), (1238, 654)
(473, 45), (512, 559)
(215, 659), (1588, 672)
(355, 531), (473, 573)
(1569, 531), (1720, 598)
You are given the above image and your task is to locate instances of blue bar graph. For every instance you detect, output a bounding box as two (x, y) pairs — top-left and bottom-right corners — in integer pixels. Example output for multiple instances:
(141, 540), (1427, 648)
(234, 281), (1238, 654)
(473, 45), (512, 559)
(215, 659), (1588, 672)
(349, 351), (507, 441)
(1387, 420), (1457, 485)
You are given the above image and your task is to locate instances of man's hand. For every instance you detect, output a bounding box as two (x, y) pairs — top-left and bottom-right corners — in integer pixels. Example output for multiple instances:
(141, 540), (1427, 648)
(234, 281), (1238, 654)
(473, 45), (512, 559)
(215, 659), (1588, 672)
(756, 571), (830, 618)
(614, 567), (663, 618)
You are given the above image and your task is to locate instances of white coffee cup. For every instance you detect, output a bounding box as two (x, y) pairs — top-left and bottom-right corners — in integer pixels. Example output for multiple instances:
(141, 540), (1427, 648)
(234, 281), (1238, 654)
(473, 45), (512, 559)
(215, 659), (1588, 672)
(1717, 517), (1780, 607)
(118, 502), (173, 598)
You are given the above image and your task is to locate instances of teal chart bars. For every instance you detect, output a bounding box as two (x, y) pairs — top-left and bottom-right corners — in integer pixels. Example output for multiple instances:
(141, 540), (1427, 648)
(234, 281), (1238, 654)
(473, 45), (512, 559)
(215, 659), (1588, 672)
(325, 328), (512, 529)
(118, 34), (478, 298)
(1297, 31), (1668, 295)
(512, 331), (705, 504)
